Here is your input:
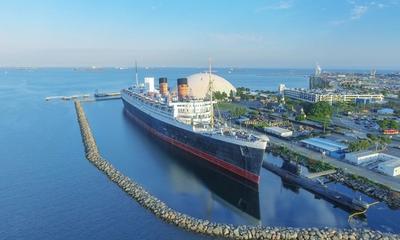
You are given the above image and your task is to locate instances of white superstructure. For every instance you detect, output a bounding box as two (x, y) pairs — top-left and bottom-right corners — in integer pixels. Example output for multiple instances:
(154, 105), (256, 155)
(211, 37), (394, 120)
(144, 77), (155, 93)
(121, 85), (268, 149)
(170, 101), (213, 125)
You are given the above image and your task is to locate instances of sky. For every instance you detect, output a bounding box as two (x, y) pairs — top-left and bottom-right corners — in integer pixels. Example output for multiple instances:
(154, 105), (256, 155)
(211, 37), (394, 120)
(0, 0), (399, 69)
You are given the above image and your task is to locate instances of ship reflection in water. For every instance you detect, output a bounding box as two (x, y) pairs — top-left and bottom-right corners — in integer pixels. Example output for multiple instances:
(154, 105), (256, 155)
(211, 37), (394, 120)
(123, 110), (261, 222)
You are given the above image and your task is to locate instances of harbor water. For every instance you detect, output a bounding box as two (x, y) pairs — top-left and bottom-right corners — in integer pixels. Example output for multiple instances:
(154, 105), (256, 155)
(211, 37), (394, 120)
(1, 68), (399, 239)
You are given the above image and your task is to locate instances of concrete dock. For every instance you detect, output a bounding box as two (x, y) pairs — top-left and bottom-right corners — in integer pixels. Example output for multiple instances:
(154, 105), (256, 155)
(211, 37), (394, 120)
(306, 169), (337, 179)
(46, 91), (121, 102)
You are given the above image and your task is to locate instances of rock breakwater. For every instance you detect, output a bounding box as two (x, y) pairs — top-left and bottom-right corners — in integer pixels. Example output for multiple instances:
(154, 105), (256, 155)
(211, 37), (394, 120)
(74, 101), (399, 239)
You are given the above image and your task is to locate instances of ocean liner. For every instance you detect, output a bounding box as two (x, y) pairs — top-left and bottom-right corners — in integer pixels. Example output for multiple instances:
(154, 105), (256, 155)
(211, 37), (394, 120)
(121, 66), (268, 185)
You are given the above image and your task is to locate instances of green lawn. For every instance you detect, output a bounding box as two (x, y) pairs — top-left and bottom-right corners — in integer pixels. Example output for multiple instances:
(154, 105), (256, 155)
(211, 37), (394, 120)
(216, 102), (243, 111)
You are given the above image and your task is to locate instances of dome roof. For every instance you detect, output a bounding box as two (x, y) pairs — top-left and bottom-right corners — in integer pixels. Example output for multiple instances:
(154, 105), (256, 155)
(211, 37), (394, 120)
(184, 73), (236, 99)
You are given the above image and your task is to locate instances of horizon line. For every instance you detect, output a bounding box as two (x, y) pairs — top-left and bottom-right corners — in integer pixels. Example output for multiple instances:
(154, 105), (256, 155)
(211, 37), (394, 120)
(0, 66), (399, 71)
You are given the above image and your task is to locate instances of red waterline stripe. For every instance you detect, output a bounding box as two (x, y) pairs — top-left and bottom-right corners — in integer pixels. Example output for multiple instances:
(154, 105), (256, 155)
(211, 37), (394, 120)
(127, 110), (260, 184)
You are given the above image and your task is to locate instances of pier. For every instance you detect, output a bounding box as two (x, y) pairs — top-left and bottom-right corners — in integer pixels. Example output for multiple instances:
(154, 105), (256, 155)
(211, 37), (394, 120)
(74, 100), (399, 240)
(306, 169), (337, 179)
(262, 161), (368, 212)
(46, 91), (120, 102)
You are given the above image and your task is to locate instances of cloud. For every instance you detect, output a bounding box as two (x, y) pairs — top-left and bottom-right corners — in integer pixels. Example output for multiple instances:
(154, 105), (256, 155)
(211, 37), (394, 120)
(255, 1), (293, 12)
(330, 2), (372, 26)
(350, 5), (368, 20)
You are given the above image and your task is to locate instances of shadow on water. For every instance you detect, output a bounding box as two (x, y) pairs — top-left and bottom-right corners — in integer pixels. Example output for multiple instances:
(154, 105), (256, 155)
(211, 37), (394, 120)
(278, 161), (300, 193)
(121, 109), (261, 221)
(271, 160), (367, 219)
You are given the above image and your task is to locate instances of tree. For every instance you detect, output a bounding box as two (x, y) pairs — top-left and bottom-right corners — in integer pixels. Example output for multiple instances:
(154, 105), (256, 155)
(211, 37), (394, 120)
(366, 134), (392, 150)
(333, 102), (356, 114)
(301, 102), (314, 116)
(379, 136), (392, 144)
(213, 91), (228, 101)
(377, 119), (399, 130)
(230, 107), (247, 117)
(236, 87), (252, 100)
(229, 90), (235, 100)
(309, 102), (333, 120)
(348, 139), (372, 152)
(296, 114), (306, 121)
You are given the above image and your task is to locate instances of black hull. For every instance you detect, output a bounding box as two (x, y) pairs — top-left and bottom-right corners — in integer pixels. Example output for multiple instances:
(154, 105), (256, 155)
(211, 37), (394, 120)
(121, 97), (265, 184)
(122, 109), (261, 218)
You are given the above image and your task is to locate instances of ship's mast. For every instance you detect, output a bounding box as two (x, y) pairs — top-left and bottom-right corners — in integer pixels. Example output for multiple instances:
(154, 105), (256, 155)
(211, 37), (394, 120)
(135, 60), (139, 87)
(208, 58), (214, 128)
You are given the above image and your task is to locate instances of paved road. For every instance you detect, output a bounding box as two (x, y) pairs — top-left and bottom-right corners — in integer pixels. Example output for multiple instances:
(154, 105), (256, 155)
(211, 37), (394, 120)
(267, 134), (400, 192)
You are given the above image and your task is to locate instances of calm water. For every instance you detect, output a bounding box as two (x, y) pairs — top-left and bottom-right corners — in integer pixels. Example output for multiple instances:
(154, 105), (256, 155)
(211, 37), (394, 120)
(1, 68), (399, 240)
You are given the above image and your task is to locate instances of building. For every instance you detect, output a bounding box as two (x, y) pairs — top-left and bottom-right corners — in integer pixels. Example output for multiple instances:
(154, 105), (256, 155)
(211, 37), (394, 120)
(383, 129), (399, 135)
(264, 127), (293, 138)
(377, 108), (394, 115)
(278, 84), (286, 95)
(283, 88), (384, 103)
(284, 88), (318, 102)
(309, 64), (332, 89)
(345, 151), (400, 165)
(378, 159), (400, 176)
(315, 63), (322, 76)
(355, 98), (373, 104)
(179, 73), (236, 99)
(309, 76), (333, 89)
(300, 137), (348, 159)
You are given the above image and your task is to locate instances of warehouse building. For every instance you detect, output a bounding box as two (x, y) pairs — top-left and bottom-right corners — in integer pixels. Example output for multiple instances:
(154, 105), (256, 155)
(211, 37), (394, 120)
(300, 137), (348, 159)
(378, 159), (400, 177)
(264, 126), (293, 138)
(345, 151), (399, 165)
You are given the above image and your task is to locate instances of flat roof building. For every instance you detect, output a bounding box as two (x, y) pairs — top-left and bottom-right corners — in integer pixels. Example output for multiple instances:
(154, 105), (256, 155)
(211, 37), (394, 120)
(378, 159), (400, 177)
(264, 126), (293, 138)
(345, 151), (400, 165)
(283, 88), (384, 103)
(301, 137), (348, 159)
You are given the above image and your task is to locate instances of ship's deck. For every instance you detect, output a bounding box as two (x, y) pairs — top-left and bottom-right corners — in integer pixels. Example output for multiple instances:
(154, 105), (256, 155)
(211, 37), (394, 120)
(122, 87), (269, 145)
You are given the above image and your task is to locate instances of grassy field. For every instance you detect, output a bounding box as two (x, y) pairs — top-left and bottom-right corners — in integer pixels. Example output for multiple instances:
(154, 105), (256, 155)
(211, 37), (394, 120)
(216, 101), (243, 111)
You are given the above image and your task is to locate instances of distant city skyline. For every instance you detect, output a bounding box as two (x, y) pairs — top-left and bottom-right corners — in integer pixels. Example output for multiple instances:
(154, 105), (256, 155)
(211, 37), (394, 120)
(0, 0), (399, 69)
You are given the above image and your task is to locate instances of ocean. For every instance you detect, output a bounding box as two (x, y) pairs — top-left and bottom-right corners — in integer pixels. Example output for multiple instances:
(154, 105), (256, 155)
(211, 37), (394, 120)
(0, 68), (399, 239)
